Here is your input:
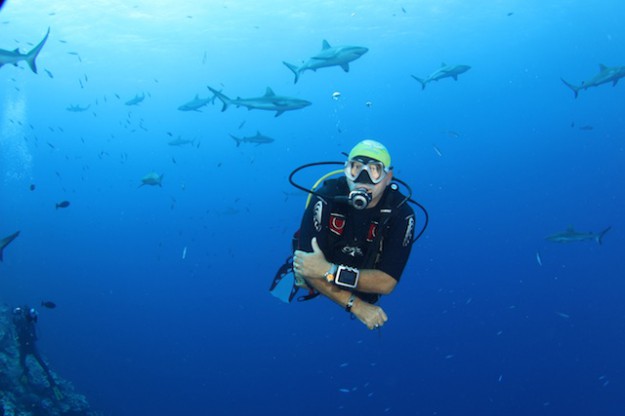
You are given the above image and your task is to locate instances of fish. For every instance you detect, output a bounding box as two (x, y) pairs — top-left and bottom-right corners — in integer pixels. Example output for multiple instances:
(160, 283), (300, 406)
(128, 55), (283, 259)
(578, 125), (594, 131)
(0, 231), (20, 262)
(282, 40), (369, 84)
(208, 86), (311, 117)
(167, 136), (196, 146)
(66, 104), (91, 112)
(182, 246), (187, 260)
(29, 184), (36, 191)
(536, 252), (542, 266)
(411, 63), (471, 90)
(56, 200), (70, 209)
(545, 226), (611, 245)
(41, 301), (57, 309)
(561, 64), (625, 98)
(0, 28), (50, 73)
(139, 172), (164, 187)
(125, 93), (145, 106)
(230, 131), (275, 147)
(177, 93), (216, 111)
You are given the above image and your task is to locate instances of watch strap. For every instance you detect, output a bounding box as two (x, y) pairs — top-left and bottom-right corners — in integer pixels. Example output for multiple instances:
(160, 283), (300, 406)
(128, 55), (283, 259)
(324, 263), (338, 282)
(345, 293), (356, 313)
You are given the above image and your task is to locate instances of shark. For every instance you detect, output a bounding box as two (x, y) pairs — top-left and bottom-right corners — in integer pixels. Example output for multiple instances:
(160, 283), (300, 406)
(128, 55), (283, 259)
(139, 172), (163, 187)
(561, 64), (625, 98)
(545, 226), (611, 245)
(411, 63), (471, 90)
(230, 131), (275, 147)
(283, 40), (368, 84)
(0, 231), (20, 262)
(0, 28), (49, 74)
(207, 86), (311, 117)
(125, 93), (145, 106)
(66, 104), (91, 112)
(167, 136), (195, 146)
(177, 94), (216, 111)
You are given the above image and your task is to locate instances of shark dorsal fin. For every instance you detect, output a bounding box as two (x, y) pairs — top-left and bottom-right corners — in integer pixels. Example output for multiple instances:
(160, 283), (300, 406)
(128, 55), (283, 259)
(566, 225), (575, 232)
(322, 40), (331, 49)
(264, 87), (275, 97)
(441, 62), (447, 67)
(599, 64), (608, 71)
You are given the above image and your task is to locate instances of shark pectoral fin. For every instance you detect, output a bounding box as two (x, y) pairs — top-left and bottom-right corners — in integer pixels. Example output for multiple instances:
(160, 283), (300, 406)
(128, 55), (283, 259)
(340, 63), (350, 72)
(275, 111), (285, 117)
(613, 79), (619, 86)
(452, 75), (458, 81)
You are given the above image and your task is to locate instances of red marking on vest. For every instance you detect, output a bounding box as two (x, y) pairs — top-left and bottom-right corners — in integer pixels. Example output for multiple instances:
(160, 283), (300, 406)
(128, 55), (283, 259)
(367, 222), (378, 242)
(329, 214), (346, 236)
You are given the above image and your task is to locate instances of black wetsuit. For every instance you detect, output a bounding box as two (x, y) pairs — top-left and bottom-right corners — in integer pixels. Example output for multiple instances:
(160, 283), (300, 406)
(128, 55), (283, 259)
(297, 177), (416, 303)
(13, 309), (56, 387)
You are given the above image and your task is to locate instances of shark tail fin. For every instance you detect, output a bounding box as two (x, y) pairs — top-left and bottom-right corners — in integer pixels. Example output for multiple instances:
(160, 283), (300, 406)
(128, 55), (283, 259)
(229, 134), (241, 147)
(411, 75), (427, 90)
(25, 28), (50, 74)
(207, 87), (231, 112)
(283, 62), (300, 84)
(597, 226), (611, 245)
(560, 78), (580, 98)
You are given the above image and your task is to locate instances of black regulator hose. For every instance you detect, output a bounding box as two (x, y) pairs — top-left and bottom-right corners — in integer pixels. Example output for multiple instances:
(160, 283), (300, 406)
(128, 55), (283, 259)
(288, 161), (429, 243)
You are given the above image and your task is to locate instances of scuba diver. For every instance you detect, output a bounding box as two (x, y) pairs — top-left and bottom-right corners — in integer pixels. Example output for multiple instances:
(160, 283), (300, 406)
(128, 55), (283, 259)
(12, 305), (63, 399)
(270, 139), (428, 330)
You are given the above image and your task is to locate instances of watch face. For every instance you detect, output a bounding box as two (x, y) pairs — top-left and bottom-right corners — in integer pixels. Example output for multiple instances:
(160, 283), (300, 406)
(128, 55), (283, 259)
(336, 267), (358, 287)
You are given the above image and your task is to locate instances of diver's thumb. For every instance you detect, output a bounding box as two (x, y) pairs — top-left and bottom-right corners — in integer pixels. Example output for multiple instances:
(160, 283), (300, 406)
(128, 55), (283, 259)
(311, 237), (321, 253)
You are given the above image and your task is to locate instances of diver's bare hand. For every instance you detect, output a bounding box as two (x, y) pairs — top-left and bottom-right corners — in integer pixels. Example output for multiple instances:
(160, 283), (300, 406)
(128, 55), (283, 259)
(293, 237), (330, 279)
(352, 298), (388, 330)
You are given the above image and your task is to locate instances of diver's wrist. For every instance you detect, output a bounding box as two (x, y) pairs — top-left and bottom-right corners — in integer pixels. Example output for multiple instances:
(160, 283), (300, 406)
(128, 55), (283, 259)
(324, 263), (338, 282)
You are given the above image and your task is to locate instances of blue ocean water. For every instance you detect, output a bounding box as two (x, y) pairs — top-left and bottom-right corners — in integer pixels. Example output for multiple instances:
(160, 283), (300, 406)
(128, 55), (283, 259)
(1, 0), (624, 414)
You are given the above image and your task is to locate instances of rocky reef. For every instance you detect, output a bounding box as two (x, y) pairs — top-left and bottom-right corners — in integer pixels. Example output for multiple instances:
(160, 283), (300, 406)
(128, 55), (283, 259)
(0, 303), (96, 416)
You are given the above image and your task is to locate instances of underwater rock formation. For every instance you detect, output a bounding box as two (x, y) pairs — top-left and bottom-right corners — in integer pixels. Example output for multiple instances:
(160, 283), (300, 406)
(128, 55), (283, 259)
(0, 303), (96, 416)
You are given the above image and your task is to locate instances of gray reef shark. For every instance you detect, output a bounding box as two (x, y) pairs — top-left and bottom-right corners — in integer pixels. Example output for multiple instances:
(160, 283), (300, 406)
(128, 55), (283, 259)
(0, 28), (50, 74)
(411, 63), (471, 90)
(230, 131), (275, 147)
(0, 231), (20, 262)
(167, 136), (195, 146)
(139, 172), (163, 187)
(66, 104), (91, 112)
(125, 93), (145, 106)
(283, 40), (368, 84)
(207, 86), (311, 117)
(545, 226), (611, 245)
(561, 64), (625, 98)
(177, 94), (216, 111)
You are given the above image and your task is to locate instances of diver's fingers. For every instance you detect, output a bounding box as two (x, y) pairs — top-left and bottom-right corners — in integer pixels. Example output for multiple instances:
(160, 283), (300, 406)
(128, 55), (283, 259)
(380, 309), (388, 323)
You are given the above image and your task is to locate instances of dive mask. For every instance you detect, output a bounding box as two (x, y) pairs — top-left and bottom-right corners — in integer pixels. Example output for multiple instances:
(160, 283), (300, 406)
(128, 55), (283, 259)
(344, 157), (389, 185)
